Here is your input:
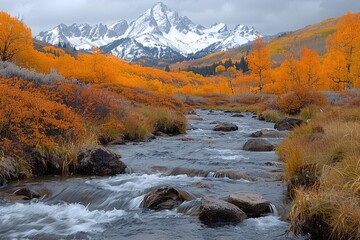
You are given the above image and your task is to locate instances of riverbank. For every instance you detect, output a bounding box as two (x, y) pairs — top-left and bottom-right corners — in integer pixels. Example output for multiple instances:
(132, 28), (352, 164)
(277, 106), (360, 239)
(195, 95), (360, 239)
(0, 110), (299, 239)
(0, 62), (188, 184)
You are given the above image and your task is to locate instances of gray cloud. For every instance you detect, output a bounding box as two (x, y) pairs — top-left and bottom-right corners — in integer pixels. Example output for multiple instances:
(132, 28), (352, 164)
(0, 0), (359, 36)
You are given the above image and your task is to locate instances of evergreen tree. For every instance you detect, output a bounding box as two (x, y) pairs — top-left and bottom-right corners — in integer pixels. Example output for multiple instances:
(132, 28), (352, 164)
(239, 56), (249, 73)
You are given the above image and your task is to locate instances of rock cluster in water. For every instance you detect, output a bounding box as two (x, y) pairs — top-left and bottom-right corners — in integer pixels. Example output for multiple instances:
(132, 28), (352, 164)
(142, 186), (271, 226)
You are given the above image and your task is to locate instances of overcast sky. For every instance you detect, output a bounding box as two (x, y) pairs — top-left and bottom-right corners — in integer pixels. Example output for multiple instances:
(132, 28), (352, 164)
(0, 0), (359, 36)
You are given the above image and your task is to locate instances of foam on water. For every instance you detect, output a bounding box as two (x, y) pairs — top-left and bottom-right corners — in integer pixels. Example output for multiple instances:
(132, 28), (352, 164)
(0, 202), (125, 238)
(129, 195), (145, 209)
(211, 155), (248, 160)
(244, 216), (287, 230)
(204, 148), (239, 154)
(270, 203), (279, 216)
(95, 173), (202, 193)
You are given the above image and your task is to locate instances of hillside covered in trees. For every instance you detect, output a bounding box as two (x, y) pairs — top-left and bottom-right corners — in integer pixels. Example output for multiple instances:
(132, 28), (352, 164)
(0, 9), (359, 240)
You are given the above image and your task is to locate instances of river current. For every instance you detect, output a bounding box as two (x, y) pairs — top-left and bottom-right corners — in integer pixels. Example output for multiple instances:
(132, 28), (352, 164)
(0, 110), (303, 240)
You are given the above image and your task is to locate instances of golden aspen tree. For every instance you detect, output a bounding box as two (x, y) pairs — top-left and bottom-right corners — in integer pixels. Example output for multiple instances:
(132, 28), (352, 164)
(298, 48), (321, 90)
(0, 12), (32, 62)
(247, 37), (271, 97)
(326, 11), (360, 88)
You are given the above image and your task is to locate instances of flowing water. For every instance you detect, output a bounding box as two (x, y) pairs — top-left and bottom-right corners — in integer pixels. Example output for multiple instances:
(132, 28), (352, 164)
(0, 110), (303, 240)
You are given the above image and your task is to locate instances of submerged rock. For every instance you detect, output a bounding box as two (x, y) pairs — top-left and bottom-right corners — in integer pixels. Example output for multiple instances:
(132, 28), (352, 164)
(14, 188), (40, 200)
(258, 113), (266, 121)
(143, 186), (192, 210)
(224, 110), (241, 114)
(186, 123), (197, 130)
(199, 196), (247, 226)
(228, 192), (270, 217)
(231, 113), (245, 118)
(143, 133), (156, 142)
(274, 118), (303, 131)
(77, 145), (127, 176)
(213, 123), (238, 132)
(250, 129), (286, 138)
(243, 139), (275, 151)
(107, 137), (126, 145)
(191, 182), (212, 188)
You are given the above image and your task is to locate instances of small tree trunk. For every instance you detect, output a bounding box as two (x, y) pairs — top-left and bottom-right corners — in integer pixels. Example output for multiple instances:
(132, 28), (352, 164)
(227, 70), (235, 96)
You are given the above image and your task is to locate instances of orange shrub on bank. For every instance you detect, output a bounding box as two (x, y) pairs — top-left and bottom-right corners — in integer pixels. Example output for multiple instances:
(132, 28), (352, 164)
(277, 89), (328, 115)
(0, 80), (84, 156)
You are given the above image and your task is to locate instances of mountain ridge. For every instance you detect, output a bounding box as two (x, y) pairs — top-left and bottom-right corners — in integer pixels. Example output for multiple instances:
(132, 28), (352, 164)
(169, 14), (351, 71)
(36, 2), (261, 64)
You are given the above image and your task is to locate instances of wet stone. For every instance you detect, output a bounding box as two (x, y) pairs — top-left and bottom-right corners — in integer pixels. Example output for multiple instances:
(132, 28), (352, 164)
(228, 192), (271, 217)
(199, 196), (247, 226)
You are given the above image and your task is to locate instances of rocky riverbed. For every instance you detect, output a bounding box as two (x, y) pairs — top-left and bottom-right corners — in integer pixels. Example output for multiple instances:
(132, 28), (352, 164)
(0, 109), (304, 240)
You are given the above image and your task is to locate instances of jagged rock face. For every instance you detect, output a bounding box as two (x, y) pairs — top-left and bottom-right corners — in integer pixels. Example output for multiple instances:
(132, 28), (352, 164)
(36, 2), (262, 62)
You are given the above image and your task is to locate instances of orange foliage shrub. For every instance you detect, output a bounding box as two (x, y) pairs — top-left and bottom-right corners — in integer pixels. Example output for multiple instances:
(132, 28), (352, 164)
(232, 94), (261, 105)
(100, 83), (185, 110)
(0, 80), (84, 156)
(277, 90), (328, 115)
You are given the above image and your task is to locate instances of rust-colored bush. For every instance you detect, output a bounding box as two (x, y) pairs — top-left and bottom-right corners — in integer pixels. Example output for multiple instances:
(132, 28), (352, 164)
(277, 90), (327, 115)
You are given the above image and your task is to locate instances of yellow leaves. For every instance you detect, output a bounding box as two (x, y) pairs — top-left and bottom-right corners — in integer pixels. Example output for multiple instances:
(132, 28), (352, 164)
(215, 65), (226, 73)
(227, 66), (237, 74)
(323, 51), (349, 90)
(326, 11), (360, 89)
(0, 12), (33, 62)
(298, 48), (322, 89)
(247, 38), (272, 96)
(248, 38), (272, 71)
(43, 46), (66, 57)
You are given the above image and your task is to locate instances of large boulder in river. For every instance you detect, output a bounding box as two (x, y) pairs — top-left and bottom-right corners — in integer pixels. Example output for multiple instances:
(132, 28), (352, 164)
(250, 129), (286, 138)
(243, 139), (275, 151)
(228, 192), (270, 217)
(77, 145), (127, 176)
(274, 118), (303, 131)
(213, 122), (238, 132)
(143, 187), (192, 210)
(199, 196), (247, 226)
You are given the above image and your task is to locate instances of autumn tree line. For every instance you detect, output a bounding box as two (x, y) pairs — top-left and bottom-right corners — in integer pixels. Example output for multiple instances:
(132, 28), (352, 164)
(182, 12), (359, 97)
(0, 11), (190, 180)
(183, 57), (249, 77)
(247, 12), (359, 95)
(0, 10), (358, 180)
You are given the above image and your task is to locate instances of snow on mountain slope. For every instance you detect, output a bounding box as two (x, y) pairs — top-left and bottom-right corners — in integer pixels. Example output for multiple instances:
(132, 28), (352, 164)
(36, 2), (262, 62)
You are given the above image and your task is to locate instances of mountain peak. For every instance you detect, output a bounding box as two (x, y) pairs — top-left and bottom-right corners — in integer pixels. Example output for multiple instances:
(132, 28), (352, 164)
(36, 3), (262, 64)
(152, 2), (168, 11)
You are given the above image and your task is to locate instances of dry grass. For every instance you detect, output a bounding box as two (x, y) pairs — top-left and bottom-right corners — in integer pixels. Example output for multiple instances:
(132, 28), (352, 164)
(138, 106), (187, 135)
(0, 155), (18, 182)
(278, 105), (360, 239)
(259, 109), (282, 122)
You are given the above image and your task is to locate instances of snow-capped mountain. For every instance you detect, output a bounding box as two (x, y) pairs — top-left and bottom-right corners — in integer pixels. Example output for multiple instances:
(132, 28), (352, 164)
(36, 2), (261, 63)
